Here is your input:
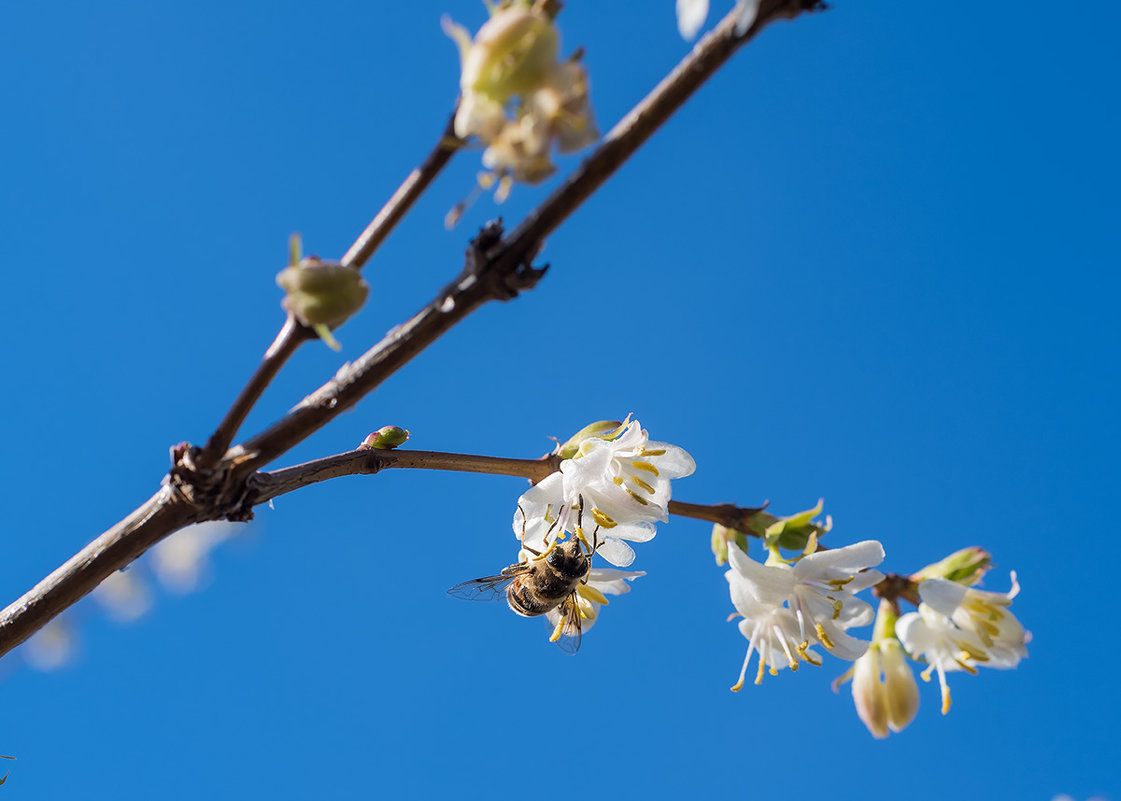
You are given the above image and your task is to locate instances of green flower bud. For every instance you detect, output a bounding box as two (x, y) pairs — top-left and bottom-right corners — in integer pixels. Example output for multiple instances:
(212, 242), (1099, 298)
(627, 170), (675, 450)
(912, 546), (992, 585)
(276, 257), (369, 351)
(556, 419), (624, 459)
(361, 426), (411, 450)
(763, 498), (831, 554)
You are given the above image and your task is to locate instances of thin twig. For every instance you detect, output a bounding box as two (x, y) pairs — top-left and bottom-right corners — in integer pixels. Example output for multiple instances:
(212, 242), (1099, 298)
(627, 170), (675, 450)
(198, 316), (313, 466)
(667, 500), (770, 532)
(247, 447), (561, 504)
(342, 112), (461, 270)
(196, 111), (461, 468)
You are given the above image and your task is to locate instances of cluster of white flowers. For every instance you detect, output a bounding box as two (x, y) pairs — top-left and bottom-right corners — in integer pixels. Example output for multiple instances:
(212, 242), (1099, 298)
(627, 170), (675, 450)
(513, 418), (695, 640)
(445, 1), (598, 202)
(725, 536), (885, 688)
(676, 0), (761, 40)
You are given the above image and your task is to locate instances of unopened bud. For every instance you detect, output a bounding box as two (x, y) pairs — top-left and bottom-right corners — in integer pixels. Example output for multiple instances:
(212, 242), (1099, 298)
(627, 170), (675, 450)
(276, 257), (369, 351)
(711, 523), (749, 566)
(763, 498), (831, 553)
(912, 546), (991, 585)
(361, 426), (411, 450)
(556, 419), (623, 459)
(836, 600), (920, 738)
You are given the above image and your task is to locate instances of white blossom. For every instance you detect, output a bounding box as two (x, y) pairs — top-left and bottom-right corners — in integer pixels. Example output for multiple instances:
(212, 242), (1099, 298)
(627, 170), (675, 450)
(725, 540), (884, 688)
(896, 572), (1028, 714)
(514, 419), (695, 566)
(676, 0), (760, 40)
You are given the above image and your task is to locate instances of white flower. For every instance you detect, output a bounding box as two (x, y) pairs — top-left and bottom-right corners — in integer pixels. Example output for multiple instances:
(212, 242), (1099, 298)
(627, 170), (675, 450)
(676, 0), (710, 40)
(544, 567), (645, 638)
(896, 572), (1028, 714)
(150, 521), (238, 594)
(725, 540), (885, 688)
(676, 0), (760, 40)
(514, 419), (695, 567)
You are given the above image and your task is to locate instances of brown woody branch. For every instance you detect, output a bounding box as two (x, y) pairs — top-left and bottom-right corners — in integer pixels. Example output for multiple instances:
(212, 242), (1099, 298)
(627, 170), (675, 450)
(0, 0), (824, 661)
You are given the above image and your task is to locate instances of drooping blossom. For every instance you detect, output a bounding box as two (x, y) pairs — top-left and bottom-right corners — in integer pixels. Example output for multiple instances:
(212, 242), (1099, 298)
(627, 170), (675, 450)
(725, 540), (884, 689)
(444, 2), (598, 202)
(896, 572), (1028, 714)
(834, 599), (919, 738)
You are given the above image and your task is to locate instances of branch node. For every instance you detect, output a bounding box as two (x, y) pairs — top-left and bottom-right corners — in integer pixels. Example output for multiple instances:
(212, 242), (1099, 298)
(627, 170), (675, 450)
(166, 441), (254, 523)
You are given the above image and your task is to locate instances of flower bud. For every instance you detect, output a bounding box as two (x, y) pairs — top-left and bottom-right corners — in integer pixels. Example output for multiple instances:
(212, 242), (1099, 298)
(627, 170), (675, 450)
(276, 257), (369, 350)
(839, 600), (920, 738)
(912, 546), (991, 585)
(763, 498), (831, 554)
(556, 419), (624, 459)
(711, 523), (749, 566)
(361, 426), (411, 450)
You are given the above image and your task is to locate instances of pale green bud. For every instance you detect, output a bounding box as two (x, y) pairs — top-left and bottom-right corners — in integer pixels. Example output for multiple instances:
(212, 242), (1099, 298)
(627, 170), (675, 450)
(763, 498), (831, 554)
(556, 419), (623, 459)
(912, 546), (991, 585)
(361, 426), (411, 450)
(276, 257), (369, 350)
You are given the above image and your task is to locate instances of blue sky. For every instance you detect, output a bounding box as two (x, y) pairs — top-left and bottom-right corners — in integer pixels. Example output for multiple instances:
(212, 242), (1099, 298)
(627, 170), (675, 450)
(1, 1), (1118, 798)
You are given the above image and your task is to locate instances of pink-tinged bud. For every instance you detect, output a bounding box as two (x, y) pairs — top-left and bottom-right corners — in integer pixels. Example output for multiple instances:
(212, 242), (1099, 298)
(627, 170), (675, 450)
(361, 426), (411, 450)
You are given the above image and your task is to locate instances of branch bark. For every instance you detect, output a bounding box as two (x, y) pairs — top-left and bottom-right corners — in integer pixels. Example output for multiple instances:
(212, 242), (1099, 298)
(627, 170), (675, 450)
(0, 0), (822, 661)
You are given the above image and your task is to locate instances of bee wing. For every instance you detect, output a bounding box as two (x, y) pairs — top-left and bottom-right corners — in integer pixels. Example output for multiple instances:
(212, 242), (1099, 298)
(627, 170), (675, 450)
(447, 564), (528, 602)
(552, 596), (583, 655)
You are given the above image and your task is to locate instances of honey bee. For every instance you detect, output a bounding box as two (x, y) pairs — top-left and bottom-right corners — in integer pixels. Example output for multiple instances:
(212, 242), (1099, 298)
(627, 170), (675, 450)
(448, 533), (593, 654)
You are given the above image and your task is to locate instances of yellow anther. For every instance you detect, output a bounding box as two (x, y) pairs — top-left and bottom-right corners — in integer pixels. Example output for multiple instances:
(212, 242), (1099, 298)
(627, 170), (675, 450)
(940, 684), (952, 715)
(920, 666), (934, 683)
(827, 577), (854, 588)
(577, 584), (610, 605)
(815, 623), (835, 650)
(769, 667), (778, 676)
(549, 619), (565, 643)
(803, 651), (823, 667)
(591, 508), (617, 528)
(630, 460), (659, 476)
(832, 598), (843, 620)
(955, 639), (989, 663)
(628, 476), (656, 495)
(625, 488), (649, 505)
(641, 448), (667, 456)
(730, 678), (744, 692)
(613, 476), (624, 485)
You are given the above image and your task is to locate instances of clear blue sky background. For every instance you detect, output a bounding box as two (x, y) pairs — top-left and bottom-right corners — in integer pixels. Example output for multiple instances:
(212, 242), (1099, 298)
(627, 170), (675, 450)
(1, 1), (1118, 798)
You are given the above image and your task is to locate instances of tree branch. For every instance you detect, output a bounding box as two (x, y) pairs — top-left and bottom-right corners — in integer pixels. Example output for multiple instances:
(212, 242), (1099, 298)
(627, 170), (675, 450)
(0, 488), (197, 659)
(0, 0), (822, 660)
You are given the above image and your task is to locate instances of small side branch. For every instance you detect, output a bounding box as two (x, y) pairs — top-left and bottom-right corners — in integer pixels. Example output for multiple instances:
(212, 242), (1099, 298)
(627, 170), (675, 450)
(197, 111), (462, 468)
